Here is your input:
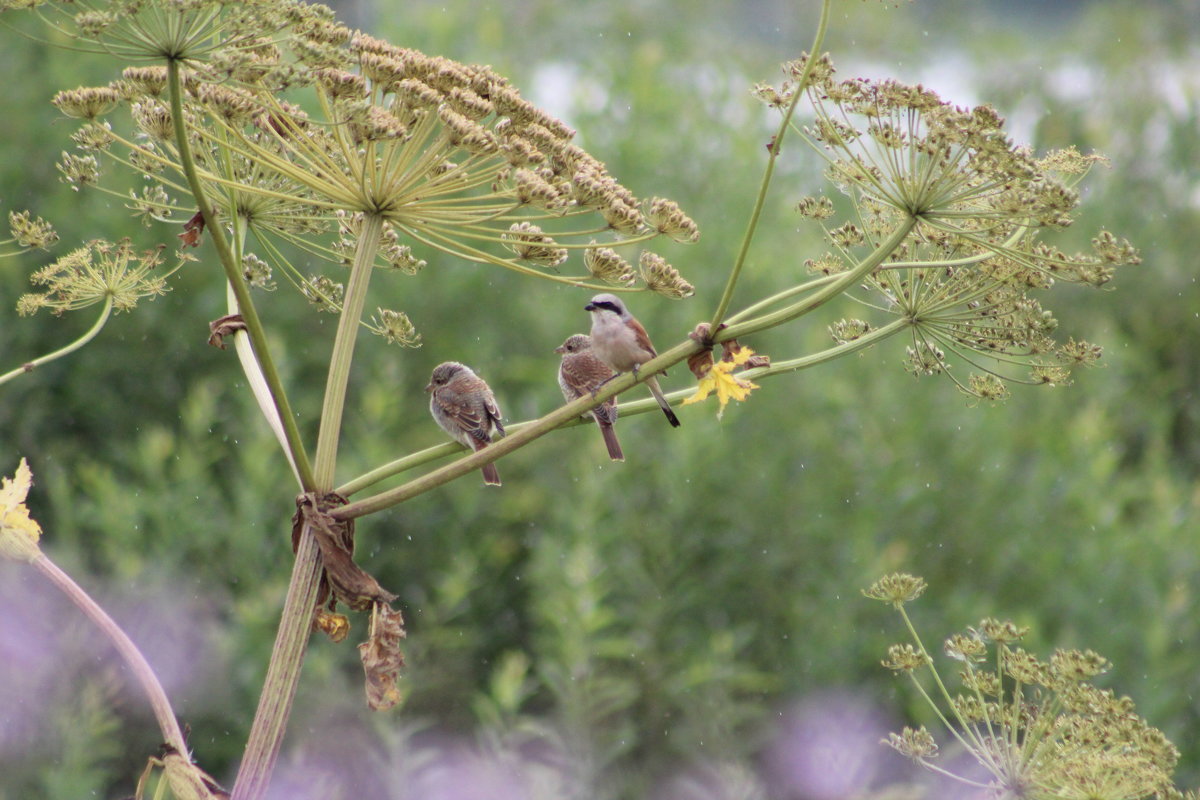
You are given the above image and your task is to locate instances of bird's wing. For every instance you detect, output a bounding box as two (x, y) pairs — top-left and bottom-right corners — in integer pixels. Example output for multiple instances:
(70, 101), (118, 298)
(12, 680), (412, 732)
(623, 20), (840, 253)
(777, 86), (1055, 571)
(628, 317), (659, 358)
(484, 394), (505, 438)
(433, 390), (493, 445)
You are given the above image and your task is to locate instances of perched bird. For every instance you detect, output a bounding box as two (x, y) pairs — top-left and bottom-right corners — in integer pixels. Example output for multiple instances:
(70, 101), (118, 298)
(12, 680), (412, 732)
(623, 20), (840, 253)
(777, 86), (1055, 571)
(426, 361), (505, 486)
(556, 334), (624, 461)
(583, 293), (681, 427)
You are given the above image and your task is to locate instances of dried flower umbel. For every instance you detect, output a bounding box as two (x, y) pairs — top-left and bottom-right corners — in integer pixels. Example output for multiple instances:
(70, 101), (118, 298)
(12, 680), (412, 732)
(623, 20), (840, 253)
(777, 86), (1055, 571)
(3, 211), (59, 256)
(760, 55), (1139, 400)
(867, 573), (1181, 798)
(44, 12), (698, 308)
(368, 308), (421, 348)
(17, 239), (180, 316)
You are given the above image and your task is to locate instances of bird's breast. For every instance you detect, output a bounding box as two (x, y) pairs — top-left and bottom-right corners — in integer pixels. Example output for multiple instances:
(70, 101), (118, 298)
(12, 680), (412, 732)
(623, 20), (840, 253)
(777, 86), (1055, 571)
(590, 318), (640, 372)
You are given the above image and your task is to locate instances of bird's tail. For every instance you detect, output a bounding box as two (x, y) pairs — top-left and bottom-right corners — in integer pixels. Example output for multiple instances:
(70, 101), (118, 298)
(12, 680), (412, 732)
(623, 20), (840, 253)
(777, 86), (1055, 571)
(646, 376), (681, 428)
(481, 462), (501, 486)
(598, 420), (625, 461)
(471, 439), (502, 486)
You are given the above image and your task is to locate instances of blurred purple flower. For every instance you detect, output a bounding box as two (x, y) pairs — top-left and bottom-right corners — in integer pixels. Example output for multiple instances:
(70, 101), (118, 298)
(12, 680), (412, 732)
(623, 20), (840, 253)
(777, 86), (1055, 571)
(0, 563), (77, 757)
(267, 710), (575, 800)
(655, 760), (766, 800)
(762, 692), (895, 800)
(103, 572), (226, 699)
(406, 740), (535, 800)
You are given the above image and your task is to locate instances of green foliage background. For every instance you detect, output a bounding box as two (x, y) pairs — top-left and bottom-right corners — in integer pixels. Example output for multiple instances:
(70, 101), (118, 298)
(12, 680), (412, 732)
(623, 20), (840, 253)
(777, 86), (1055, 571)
(1, 0), (1196, 797)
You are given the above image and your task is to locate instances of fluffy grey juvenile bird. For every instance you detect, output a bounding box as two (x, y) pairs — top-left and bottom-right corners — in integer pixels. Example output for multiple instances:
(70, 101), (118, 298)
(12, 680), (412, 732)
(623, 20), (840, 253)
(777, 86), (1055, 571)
(556, 333), (624, 461)
(426, 361), (505, 485)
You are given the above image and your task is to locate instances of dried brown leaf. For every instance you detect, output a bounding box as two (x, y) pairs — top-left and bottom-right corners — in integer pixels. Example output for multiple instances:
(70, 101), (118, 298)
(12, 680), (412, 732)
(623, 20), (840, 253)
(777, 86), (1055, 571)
(293, 493), (396, 612)
(207, 313), (246, 350)
(358, 602), (406, 711)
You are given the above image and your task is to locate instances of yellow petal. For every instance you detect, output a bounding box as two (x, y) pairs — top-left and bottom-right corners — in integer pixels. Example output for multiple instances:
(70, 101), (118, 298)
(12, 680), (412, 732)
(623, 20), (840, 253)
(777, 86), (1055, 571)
(682, 374), (717, 405)
(711, 366), (759, 418)
(0, 458), (43, 561)
(682, 359), (760, 417)
(730, 346), (757, 366)
(0, 457), (32, 507)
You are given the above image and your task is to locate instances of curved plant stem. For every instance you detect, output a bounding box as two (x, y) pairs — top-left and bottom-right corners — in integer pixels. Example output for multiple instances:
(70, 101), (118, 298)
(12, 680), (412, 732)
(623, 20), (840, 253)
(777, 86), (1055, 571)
(724, 274), (838, 325)
(0, 297), (112, 387)
(334, 314), (909, 502)
(707, 0), (831, 331)
(719, 216), (917, 341)
(166, 58), (315, 491)
(738, 317), (909, 377)
(226, 282), (302, 486)
(33, 553), (187, 755)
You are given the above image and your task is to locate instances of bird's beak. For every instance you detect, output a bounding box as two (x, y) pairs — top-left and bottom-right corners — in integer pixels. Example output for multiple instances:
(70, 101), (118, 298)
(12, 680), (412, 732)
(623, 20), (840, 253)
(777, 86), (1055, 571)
(584, 303), (595, 311)
(554, 345), (566, 354)
(424, 383), (433, 392)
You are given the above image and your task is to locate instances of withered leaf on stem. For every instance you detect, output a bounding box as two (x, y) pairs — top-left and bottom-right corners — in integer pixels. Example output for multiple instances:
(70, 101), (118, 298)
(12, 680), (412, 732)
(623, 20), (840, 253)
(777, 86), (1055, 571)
(743, 352), (771, 369)
(207, 313), (246, 350)
(686, 322), (770, 377)
(293, 493), (396, 612)
(721, 338), (770, 369)
(179, 211), (206, 248)
(687, 321), (720, 378)
(358, 601), (406, 711)
(687, 348), (714, 379)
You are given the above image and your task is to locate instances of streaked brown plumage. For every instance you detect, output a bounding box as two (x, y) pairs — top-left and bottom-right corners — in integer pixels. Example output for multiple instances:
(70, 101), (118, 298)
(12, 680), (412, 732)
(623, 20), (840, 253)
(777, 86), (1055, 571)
(556, 333), (624, 461)
(426, 361), (505, 486)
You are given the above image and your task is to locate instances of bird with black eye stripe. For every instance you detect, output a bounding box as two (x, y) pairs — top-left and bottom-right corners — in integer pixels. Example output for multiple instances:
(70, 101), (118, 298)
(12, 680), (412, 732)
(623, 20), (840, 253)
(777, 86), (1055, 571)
(583, 293), (680, 427)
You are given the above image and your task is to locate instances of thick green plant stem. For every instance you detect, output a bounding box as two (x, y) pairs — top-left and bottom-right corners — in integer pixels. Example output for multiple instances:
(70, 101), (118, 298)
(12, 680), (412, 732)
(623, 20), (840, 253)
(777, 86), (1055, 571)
(740, 316), (909, 376)
(0, 297), (112, 387)
(707, 0), (831, 331)
(313, 212), (383, 487)
(232, 215), (383, 800)
(230, 526), (323, 800)
(166, 58), (315, 491)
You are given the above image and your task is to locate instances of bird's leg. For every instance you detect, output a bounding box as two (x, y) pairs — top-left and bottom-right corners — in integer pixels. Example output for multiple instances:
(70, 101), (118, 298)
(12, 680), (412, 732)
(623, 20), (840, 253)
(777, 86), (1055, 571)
(590, 372), (621, 398)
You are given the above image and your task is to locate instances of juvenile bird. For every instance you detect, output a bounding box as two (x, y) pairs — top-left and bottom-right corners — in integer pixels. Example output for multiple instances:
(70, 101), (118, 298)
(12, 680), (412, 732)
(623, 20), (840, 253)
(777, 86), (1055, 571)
(556, 333), (624, 461)
(583, 293), (680, 427)
(426, 361), (505, 486)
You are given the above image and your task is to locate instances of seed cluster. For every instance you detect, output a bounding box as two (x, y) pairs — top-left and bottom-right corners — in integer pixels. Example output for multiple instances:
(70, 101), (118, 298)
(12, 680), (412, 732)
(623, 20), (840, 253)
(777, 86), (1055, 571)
(763, 54), (1140, 400)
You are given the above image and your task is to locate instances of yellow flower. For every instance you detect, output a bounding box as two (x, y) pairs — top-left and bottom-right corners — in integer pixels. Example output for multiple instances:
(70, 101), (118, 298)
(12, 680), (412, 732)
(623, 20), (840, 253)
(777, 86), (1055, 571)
(0, 458), (43, 562)
(314, 609), (351, 643)
(682, 347), (760, 418)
